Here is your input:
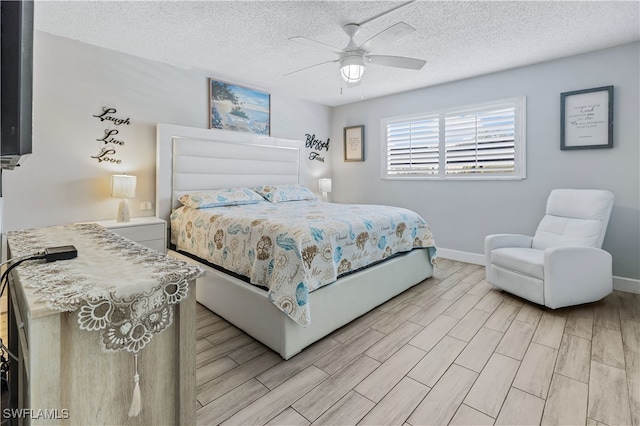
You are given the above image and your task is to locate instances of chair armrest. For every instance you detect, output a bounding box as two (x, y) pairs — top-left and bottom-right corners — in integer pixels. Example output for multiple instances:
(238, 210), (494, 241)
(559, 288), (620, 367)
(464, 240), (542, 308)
(544, 247), (612, 309)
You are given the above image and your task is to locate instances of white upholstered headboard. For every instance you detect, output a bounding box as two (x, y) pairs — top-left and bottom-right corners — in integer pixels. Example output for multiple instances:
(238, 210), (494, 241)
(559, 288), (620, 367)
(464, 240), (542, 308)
(156, 123), (303, 224)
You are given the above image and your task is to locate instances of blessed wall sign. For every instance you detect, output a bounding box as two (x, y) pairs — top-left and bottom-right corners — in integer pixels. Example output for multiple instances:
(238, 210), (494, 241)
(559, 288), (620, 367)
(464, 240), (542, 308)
(305, 133), (330, 163)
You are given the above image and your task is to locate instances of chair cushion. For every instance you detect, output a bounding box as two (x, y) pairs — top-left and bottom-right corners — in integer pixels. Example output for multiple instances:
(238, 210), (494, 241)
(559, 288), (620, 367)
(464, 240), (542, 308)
(545, 189), (614, 221)
(532, 189), (614, 250)
(532, 215), (603, 249)
(491, 247), (544, 279)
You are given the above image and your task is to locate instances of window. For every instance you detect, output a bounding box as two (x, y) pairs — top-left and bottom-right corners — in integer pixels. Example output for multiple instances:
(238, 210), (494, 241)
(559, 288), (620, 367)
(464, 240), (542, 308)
(382, 97), (526, 180)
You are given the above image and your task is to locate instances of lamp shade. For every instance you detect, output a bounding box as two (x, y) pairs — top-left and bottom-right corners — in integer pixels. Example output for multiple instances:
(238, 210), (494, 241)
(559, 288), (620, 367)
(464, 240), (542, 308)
(319, 178), (332, 193)
(340, 55), (365, 83)
(111, 174), (137, 199)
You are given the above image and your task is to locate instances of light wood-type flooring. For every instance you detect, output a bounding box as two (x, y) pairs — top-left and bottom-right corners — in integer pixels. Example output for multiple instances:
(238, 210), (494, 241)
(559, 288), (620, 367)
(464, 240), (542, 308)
(202, 259), (636, 424)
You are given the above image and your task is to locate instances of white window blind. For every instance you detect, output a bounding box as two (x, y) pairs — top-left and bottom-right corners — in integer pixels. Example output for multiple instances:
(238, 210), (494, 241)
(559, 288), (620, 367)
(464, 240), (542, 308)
(382, 97), (526, 180)
(445, 106), (516, 175)
(386, 115), (439, 176)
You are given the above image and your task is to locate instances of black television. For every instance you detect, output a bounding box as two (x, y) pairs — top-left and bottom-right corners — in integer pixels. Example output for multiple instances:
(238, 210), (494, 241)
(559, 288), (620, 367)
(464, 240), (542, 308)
(0, 0), (33, 170)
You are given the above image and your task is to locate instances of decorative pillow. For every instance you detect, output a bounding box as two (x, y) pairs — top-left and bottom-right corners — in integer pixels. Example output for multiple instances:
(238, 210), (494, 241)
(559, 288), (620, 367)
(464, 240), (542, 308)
(253, 184), (317, 203)
(178, 188), (264, 209)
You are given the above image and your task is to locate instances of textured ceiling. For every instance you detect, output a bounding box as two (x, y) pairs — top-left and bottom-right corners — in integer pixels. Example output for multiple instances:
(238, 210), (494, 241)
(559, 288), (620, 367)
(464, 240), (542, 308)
(35, 1), (640, 107)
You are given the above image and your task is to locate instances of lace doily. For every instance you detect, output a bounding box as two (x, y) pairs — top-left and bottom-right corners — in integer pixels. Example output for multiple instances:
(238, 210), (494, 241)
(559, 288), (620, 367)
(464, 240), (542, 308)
(7, 223), (203, 353)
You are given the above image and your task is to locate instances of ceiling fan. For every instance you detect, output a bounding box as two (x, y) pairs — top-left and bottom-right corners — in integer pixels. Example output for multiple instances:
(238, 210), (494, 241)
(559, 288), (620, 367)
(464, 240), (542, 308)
(285, 2), (426, 86)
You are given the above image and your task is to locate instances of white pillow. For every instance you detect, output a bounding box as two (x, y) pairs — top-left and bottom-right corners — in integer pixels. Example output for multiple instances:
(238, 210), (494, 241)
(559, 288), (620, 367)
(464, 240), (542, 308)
(253, 184), (317, 203)
(179, 188), (265, 209)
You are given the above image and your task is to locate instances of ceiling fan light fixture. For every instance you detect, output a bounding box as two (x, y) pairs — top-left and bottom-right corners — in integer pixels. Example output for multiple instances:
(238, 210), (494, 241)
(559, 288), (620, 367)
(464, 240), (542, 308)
(340, 55), (365, 83)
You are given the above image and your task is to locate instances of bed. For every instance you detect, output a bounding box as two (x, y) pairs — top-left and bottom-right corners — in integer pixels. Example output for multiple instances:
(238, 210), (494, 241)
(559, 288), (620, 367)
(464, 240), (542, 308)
(156, 123), (436, 359)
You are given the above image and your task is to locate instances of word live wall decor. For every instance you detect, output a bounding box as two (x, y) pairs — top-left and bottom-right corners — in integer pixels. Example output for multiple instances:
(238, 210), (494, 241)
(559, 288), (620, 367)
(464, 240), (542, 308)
(306, 133), (330, 163)
(91, 107), (131, 164)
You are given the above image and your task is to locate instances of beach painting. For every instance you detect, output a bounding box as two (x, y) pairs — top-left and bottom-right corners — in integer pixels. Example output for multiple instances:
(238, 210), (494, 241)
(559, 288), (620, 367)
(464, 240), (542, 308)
(209, 79), (270, 135)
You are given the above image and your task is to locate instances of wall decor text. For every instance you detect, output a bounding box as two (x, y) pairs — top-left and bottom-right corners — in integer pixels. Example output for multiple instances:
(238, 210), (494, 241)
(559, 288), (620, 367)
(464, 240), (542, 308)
(91, 106), (131, 164)
(308, 152), (325, 162)
(93, 107), (131, 126)
(305, 133), (330, 163)
(97, 129), (125, 146)
(560, 86), (613, 150)
(91, 147), (121, 163)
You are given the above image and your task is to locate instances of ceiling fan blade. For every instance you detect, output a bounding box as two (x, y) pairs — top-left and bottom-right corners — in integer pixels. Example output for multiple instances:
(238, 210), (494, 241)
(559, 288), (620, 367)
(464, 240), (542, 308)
(358, 22), (415, 52)
(367, 55), (426, 70)
(356, 1), (417, 26)
(288, 36), (344, 55)
(284, 59), (339, 77)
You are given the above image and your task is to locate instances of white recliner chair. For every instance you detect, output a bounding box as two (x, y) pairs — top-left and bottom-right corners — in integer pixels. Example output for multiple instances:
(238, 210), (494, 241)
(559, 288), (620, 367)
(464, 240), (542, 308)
(485, 189), (614, 309)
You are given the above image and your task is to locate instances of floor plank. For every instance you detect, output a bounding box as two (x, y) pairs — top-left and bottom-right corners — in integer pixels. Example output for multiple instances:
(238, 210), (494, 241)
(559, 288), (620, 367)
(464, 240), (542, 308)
(408, 314), (458, 352)
(447, 308), (491, 342)
(265, 408), (310, 426)
(196, 379), (269, 425)
(541, 373), (588, 426)
(455, 327), (504, 373)
(449, 404), (495, 426)
(256, 337), (341, 390)
(292, 354), (379, 422)
(495, 319), (537, 360)
(512, 342), (558, 399)
(408, 364), (478, 426)
(587, 360), (632, 425)
(624, 349), (640, 426)
(495, 387), (545, 425)
(354, 344), (425, 403)
(464, 352), (521, 418)
(358, 377), (430, 426)
(555, 333), (591, 383)
(408, 335), (466, 387)
(310, 391), (374, 426)
(364, 320), (423, 362)
(221, 366), (328, 426)
(592, 325), (626, 369)
(532, 311), (567, 349)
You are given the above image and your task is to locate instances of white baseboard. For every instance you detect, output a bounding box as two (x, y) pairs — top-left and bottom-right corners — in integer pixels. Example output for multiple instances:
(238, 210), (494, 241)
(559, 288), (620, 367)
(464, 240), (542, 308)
(437, 248), (484, 266)
(613, 275), (640, 294)
(437, 247), (640, 294)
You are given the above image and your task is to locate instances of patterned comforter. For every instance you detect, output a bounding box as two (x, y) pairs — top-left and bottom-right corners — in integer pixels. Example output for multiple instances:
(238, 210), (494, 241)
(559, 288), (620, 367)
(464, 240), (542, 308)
(171, 200), (436, 326)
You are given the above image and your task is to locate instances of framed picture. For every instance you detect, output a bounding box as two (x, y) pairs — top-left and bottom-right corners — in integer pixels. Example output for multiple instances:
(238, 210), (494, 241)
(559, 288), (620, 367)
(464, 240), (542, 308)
(560, 85), (613, 150)
(209, 79), (270, 135)
(344, 125), (364, 161)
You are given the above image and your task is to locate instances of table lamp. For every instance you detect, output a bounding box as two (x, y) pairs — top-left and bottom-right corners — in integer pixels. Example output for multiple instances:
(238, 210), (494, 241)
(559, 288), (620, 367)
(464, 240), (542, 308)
(319, 178), (332, 202)
(111, 174), (136, 222)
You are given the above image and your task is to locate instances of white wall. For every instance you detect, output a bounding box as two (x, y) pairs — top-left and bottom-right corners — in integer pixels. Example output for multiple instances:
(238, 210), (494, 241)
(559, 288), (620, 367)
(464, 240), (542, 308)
(2, 32), (331, 232)
(331, 42), (640, 282)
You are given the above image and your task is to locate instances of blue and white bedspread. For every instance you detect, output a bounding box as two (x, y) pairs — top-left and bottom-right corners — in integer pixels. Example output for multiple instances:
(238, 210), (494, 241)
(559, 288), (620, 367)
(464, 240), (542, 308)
(171, 200), (436, 326)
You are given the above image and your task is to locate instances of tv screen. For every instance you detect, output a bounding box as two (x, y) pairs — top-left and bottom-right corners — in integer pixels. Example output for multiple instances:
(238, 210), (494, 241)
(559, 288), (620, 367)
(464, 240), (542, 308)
(1, 0), (33, 169)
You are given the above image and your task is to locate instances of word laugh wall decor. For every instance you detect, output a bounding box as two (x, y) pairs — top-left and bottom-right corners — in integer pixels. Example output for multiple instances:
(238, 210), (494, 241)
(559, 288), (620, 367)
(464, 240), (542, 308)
(91, 107), (131, 164)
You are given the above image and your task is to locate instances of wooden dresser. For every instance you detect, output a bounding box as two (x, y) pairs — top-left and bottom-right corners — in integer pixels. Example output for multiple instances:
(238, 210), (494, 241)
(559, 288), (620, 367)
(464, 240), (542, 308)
(6, 224), (202, 425)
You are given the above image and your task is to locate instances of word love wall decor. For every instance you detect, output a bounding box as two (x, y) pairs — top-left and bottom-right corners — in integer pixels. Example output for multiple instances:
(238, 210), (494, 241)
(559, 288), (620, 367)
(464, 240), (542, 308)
(91, 107), (132, 164)
(305, 133), (330, 163)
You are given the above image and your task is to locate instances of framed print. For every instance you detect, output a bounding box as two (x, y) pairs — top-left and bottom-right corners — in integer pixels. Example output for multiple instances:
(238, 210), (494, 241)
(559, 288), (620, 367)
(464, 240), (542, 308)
(209, 79), (270, 135)
(561, 85), (613, 150)
(344, 125), (364, 161)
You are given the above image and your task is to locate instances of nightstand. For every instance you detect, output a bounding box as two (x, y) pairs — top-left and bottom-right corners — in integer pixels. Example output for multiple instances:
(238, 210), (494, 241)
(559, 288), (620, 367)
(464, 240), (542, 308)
(95, 217), (167, 253)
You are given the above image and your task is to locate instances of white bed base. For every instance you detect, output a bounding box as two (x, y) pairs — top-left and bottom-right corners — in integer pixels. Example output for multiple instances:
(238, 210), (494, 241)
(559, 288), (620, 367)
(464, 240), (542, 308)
(156, 124), (433, 359)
